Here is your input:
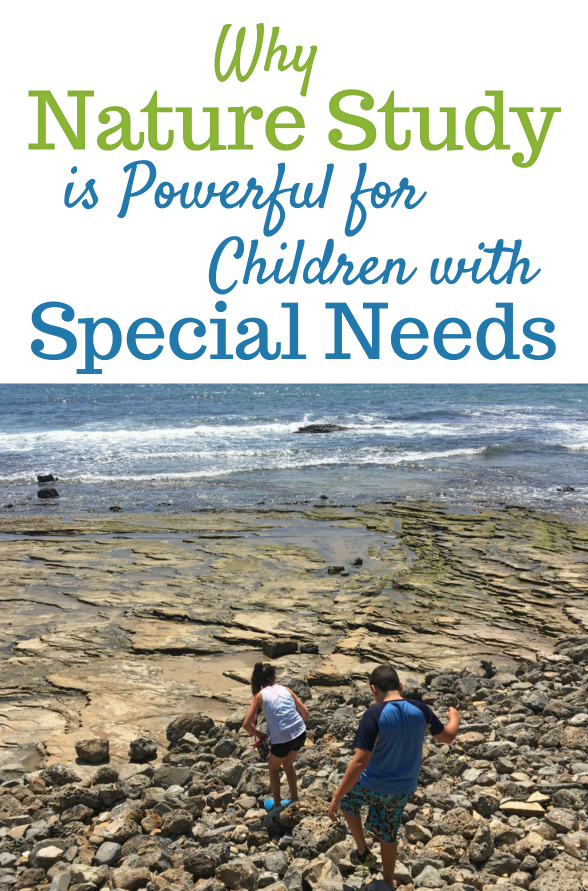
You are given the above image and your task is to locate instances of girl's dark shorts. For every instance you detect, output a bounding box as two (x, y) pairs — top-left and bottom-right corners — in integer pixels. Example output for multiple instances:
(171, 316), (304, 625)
(270, 730), (306, 759)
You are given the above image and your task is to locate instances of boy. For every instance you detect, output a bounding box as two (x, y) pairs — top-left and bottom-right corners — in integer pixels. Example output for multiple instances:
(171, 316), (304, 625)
(328, 664), (460, 890)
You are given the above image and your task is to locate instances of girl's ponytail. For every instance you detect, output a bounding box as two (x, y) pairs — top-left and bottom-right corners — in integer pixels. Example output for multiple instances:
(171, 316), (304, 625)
(251, 661), (275, 695)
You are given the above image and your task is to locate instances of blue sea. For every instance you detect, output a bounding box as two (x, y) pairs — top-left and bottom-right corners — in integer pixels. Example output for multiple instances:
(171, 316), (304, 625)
(1, 384), (588, 517)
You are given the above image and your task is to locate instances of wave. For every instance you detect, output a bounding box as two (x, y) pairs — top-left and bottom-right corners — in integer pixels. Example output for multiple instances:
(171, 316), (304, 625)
(0, 446), (485, 486)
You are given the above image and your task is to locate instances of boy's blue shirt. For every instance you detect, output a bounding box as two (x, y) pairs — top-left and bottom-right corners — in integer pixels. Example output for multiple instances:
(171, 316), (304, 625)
(353, 698), (444, 795)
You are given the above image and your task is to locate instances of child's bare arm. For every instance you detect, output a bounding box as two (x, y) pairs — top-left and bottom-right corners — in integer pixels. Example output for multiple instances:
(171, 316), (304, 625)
(242, 692), (264, 737)
(433, 706), (461, 744)
(328, 748), (372, 820)
(287, 688), (310, 721)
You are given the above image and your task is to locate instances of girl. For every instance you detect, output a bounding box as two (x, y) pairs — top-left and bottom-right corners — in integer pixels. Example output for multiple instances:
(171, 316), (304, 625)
(243, 662), (309, 811)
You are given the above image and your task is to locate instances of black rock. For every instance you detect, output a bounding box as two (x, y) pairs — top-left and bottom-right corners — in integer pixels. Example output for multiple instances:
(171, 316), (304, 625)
(166, 712), (215, 744)
(351, 557), (363, 566)
(109, 505), (123, 512)
(37, 487), (59, 499)
(37, 474), (57, 484)
(327, 565), (344, 575)
(296, 424), (348, 434)
(262, 639), (298, 658)
(128, 737), (157, 762)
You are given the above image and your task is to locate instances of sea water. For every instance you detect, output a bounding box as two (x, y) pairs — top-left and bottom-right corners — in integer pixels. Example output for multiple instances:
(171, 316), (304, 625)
(1, 383), (587, 517)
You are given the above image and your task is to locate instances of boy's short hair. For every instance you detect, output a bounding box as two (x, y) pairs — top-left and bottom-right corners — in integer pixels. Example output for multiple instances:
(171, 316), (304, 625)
(369, 664), (400, 692)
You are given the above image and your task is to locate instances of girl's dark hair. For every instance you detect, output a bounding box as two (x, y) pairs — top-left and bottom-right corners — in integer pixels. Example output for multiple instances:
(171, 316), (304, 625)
(251, 662), (276, 695)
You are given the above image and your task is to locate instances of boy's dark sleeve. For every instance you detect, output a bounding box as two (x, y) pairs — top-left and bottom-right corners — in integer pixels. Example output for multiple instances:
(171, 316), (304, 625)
(352, 704), (382, 751)
(417, 701), (445, 736)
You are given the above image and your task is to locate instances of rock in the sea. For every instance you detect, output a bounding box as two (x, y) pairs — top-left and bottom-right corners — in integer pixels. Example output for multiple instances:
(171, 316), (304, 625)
(296, 424), (348, 433)
(37, 473), (57, 483)
(74, 737), (109, 763)
(128, 737), (157, 762)
(109, 505), (123, 512)
(37, 487), (59, 499)
(166, 711), (214, 744)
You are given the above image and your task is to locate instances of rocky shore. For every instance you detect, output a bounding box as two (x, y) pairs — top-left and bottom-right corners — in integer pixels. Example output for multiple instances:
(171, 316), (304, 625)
(0, 633), (587, 891)
(0, 500), (588, 889)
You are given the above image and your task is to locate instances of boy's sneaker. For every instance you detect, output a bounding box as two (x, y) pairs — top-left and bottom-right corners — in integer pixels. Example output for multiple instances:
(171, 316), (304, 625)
(350, 847), (378, 870)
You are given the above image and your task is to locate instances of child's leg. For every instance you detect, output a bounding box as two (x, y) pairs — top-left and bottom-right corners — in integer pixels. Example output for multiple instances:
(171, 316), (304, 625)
(267, 753), (282, 804)
(380, 839), (398, 890)
(342, 810), (368, 855)
(282, 749), (300, 801)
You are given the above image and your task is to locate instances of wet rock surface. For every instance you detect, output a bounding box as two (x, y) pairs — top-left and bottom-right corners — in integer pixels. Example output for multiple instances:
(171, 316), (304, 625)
(0, 636), (586, 890)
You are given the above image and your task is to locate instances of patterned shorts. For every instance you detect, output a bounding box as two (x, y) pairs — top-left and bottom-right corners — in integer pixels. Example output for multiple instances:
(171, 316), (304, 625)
(340, 783), (412, 843)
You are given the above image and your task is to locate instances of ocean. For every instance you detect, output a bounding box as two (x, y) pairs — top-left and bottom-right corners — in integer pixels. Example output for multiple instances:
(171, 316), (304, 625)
(1, 383), (588, 517)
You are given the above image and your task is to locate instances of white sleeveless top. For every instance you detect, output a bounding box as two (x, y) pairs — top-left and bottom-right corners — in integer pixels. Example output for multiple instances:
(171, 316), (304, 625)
(261, 684), (306, 744)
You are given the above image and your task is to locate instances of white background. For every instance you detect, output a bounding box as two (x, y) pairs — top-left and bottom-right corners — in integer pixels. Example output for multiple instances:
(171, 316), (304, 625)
(2, 0), (585, 382)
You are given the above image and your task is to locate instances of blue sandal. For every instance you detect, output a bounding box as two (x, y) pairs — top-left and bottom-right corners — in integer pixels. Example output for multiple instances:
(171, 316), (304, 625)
(264, 798), (291, 811)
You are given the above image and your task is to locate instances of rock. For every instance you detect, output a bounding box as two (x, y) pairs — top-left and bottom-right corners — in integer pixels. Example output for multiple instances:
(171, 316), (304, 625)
(306, 660), (350, 687)
(421, 835), (469, 867)
(530, 869), (584, 890)
(483, 851), (522, 876)
(215, 858), (260, 890)
(279, 676), (312, 700)
(545, 808), (579, 834)
(500, 801), (546, 817)
(264, 851), (288, 877)
(469, 823), (493, 862)
(119, 763), (153, 782)
(183, 843), (231, 878)
(97, 781), (127, 807)
(217, 758), (246, 787)
(40, 764), (82, 787)
(414, 865), (446, 889)
(513, 831), (552, 861)
(37, 473), (57, 483)
(28, 840), (71, 870)
(292, 815), (347, 858)
(38, 487), (59, 499)
(112, 866), (151, 890)
(93, 842), (122, 866)
(74, 737), (109, 763)
(69, 864), (109, 886)
(166, 712), (214, 744)
(160, 810), (193, 837)
(296, 424), (348, 433)
(213, 737), (237, 758)
(60, 803), (94, 824)
(262, 639), (298, 658)
(301, 857), (342, 887)
(102, 815), (141, 844)
(128, 737), (157, 762)
(406, 821), (433, 842)
(327, 566), (345, 575)
(28, 775), (46, 795)
(14, 868), (47, 888)
(34, 846), (65, 869)
(279, 795), (328, 829)
(109, 506), (123, 512)
(151, 765), (191, 788)
(522, 691), (550, 713)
